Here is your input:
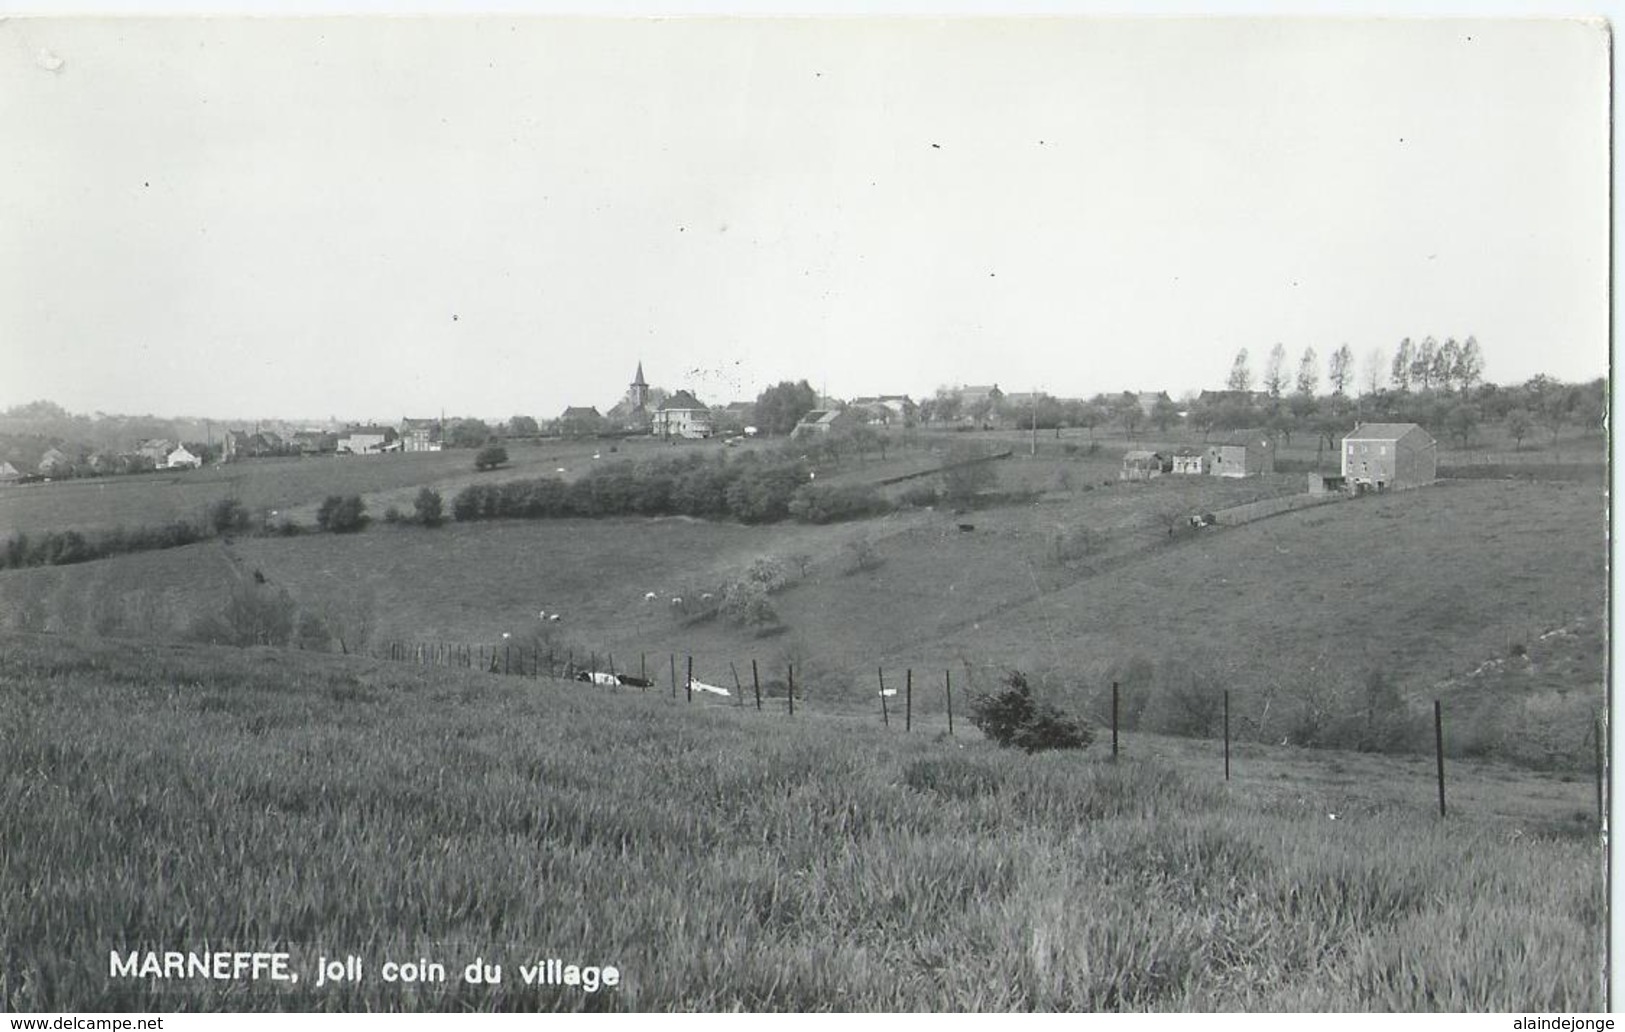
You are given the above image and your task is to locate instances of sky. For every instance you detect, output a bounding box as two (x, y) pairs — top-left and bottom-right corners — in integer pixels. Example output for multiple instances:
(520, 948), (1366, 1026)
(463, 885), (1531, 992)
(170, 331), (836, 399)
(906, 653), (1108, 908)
(0, 14), (1609, 423)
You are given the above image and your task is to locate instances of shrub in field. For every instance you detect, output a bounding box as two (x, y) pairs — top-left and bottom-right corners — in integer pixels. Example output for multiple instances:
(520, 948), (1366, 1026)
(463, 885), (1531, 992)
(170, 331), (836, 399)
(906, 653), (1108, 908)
(969, 670), (1093, 753)
(720, 579), (780, 633)
(316, 494), (368, 533)
(382, 506), (402, 524)
(898, 482), (939, 508)
(788, 483), (890, 524)
(941, 442), (1001, 507)
(474, 444), (509, 471)
(207, 497), (251, 535)
(843, 534), (879, 573)
(413, 487), (444, 527)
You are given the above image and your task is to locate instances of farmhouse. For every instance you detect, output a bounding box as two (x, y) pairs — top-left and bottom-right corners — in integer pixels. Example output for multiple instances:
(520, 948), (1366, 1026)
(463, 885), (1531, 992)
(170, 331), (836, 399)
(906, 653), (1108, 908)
(1341, 422), (1437, 492)
(1119, 450), (1167, 480)
(1206, 430), (1274, 478)
(164, 444), (203, 469)
(1170, 448), (1208, 475)
(653, 391), (712, 439)
(557, 406), (605, 438)
(337, 426), (397, 455)
(399, 418), (443, 452)
(1136, 391), (1173, 418)
(0, 461), (21, 486)
(136, 439), (174, 465)
(293, 430), (338, 455)
(791, 409), (855, 438)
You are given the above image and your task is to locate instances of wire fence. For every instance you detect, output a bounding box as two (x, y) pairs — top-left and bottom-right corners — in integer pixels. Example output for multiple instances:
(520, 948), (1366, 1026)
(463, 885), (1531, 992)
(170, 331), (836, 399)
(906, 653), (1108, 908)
(374, 638), (1607, 829)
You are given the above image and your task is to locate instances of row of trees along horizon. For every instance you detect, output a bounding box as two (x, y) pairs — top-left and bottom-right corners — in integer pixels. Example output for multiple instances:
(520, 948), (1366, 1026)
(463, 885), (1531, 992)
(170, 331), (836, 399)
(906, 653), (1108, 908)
(0, 337), (1606, 477)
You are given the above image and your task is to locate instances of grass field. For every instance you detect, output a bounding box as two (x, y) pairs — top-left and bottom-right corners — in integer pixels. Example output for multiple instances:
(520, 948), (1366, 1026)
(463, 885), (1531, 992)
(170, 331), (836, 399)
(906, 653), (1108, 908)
(0, 633), (1604, 1012)
(0, 463), (1603, 770)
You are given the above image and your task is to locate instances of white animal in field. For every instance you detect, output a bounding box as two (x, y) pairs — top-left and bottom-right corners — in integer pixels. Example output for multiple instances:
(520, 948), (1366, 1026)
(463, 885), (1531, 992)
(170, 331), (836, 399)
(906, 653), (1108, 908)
(644, 591), (658, 600)
(548, 613), (562, 622)
(689, 680), (730, 697)
(700, 592), (714, 602)
(879, 689), (898, 697)
(575, 671), (619, 686)
(671, 597), (684, 607)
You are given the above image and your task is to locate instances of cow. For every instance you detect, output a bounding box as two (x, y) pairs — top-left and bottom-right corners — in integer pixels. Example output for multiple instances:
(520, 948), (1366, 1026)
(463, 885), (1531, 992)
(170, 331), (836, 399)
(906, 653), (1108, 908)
(689, 679), (730, 697)
(616, 674), (654, 688)
(574, 671), (619, 686)
(644, 591), (658, 601)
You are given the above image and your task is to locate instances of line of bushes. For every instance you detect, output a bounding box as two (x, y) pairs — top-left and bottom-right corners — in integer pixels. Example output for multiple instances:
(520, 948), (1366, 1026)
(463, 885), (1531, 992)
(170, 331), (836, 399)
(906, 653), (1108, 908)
(450, 454), (891, 526)
(0, 490), (433, 572)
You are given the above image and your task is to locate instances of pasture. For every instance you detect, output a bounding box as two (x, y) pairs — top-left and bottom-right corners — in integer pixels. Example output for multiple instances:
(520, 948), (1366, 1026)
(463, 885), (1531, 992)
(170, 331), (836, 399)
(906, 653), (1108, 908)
(0, 633), (1604, 1012)
(0, 464), (1600, 769)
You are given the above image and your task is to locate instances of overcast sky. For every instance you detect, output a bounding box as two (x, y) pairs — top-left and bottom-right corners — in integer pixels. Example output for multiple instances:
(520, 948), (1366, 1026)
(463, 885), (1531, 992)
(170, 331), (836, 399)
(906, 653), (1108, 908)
(0, 16), (1608, 423)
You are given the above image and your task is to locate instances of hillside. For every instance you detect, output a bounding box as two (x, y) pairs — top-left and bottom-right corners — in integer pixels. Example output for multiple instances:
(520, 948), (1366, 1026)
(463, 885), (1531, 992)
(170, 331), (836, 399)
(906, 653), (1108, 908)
(0, 632), (1603, 1012)
(0, 467), (1602, 769)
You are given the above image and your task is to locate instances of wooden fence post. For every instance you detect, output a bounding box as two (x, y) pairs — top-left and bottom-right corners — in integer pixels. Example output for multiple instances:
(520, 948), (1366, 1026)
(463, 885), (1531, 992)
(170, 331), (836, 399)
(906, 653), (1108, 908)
(1434, 699), (1447, 818)
(1223, 689), (1230, 781)
(686, 655), (693, 704)
(640, 652), (647, 689)
(1112, 681), (1119, 760)
(878, 667), (889, 727)
(905, 669), (912, 732)
(945, 669), (954, 736)
(787, 664), (794, 717)
(752, 659), (762, 711)
(505, 644), (511, 675)
(670, 654), (677, 699)
(731, 662), (743, 707)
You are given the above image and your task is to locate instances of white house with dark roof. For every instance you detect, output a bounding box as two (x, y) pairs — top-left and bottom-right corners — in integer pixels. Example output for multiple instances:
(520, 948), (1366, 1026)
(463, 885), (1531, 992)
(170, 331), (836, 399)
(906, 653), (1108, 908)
(653, 390), (712, 439)
(1341, 422), (1436, 491)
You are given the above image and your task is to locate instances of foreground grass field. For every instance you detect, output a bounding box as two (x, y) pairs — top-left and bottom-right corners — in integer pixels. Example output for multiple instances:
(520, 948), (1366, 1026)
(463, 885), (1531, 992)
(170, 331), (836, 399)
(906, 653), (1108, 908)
(0, 634), (1604, 1011)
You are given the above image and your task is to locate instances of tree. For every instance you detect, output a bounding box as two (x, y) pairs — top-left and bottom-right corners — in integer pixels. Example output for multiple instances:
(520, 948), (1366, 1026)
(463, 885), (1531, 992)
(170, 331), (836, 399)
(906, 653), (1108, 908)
(474, 444), (509, 471)
(1454, 336), (1484, 393)
(1113, 392), (1144, 438)
(968, 670), (1092, 753)
(1436, 338), (1461, 392)
(1295, 346), (1320, 398)
(207, 497), (251, 535)
(446, 418), (494, 449)
(1262, 343), (1288, 400)
(508, 415), (539, 436)
(1226, 348), (1252, 391)
(1444, 401), (1480, 448)
(1327, 344), (1354, 396)
(413, 487), (444, 527)
(754, 380), (819, 436)
(1150, 394), (1181, 433)
(1391, 338), (1414, 392)
(940, 442), (1000, 507)
(1411, 336), (1438, 392)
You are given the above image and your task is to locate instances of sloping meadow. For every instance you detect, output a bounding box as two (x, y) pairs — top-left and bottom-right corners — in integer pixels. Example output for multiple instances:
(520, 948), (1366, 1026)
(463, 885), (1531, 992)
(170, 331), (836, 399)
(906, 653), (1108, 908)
(0, 634), (1603, 1011)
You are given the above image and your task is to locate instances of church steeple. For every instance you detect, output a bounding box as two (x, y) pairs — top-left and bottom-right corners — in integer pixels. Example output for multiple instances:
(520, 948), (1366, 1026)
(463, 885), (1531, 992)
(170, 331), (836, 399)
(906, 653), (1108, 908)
(630, 361), (649, 410)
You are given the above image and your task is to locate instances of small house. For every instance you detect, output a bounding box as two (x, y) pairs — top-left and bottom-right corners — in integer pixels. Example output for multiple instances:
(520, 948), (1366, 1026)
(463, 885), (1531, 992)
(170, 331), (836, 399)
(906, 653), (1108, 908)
(0, 461), (21, 486)
(164, 444), (203, 469)
(1341, 423), (1436, 492)
(557, 406), (605, 438)
(399, 418), (443, 452)
(1119, 450), (1167, 480)
(337, 426), (397, 455)
(1170, 448), (1208, 475)
(792, 409), (856, 438)
(1206, 430), (1274, 478)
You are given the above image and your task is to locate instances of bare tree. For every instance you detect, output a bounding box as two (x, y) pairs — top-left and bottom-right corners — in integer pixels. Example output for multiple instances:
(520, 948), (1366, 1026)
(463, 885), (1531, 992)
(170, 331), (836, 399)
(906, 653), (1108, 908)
(1262, 343), (1288, 399)
(1327, 343), (1354, 396)
(1391, 338), (1414, 392)
(1226, 348), (1253, 391)
(1295, 346), (1320, 397)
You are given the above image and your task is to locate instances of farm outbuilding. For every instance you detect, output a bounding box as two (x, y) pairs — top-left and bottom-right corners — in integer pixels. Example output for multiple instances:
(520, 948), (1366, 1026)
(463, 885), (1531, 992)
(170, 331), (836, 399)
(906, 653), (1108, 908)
(1341, 422), (1437, 492)
(0, 461), (21, 486)
(1119, 450), (1167, 480)
(1170, 448), (1208, 475)
(1206, 430), (1274, 478)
